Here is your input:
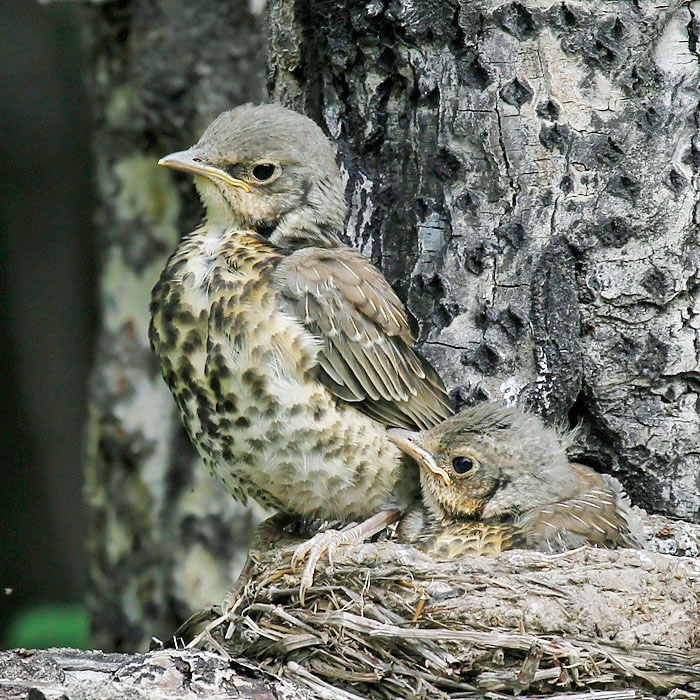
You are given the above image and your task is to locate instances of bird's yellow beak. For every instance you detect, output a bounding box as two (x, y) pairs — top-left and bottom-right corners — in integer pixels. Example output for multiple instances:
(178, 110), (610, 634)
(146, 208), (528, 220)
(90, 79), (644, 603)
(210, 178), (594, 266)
(158, 149), (252, 192)
(387, 429), (451, 486)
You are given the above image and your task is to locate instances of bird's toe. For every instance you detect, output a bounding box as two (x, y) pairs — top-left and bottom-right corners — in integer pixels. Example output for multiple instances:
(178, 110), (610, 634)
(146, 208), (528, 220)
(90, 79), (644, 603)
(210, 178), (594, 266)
(291, 528), (352, 605)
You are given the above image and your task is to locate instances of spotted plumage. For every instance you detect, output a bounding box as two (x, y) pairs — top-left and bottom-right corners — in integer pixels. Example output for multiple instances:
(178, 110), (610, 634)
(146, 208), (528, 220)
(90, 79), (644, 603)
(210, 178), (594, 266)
(398, 507), (517, 557)
(150, 103), (452, 528)
(390, 402), (643, 557)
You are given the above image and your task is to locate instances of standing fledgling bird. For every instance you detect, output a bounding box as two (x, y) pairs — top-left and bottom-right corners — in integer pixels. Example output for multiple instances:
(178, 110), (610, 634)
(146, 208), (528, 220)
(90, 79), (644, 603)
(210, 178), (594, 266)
(388, 402), (643, 557)
(150, 103), (453, 600)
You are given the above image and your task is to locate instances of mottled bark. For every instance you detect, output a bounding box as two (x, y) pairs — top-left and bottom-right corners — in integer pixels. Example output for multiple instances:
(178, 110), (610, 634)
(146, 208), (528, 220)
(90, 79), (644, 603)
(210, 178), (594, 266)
(0, 648), (312, 700)
(268, 0), (700, 521)
(82, 0), (267, 652)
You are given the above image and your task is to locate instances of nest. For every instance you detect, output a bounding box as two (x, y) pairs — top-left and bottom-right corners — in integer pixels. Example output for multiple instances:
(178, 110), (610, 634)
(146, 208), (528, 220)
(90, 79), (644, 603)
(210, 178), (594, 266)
(185, 517), (700, 699)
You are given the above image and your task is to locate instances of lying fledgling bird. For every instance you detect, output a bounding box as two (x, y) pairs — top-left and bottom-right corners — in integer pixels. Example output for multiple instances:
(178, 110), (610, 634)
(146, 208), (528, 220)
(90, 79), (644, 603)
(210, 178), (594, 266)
(388, 402), (644, 557)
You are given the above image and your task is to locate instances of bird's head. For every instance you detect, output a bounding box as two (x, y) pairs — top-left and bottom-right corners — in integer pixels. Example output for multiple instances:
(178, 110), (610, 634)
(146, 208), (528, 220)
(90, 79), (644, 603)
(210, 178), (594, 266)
(388, 402), (576, 522)
(158, 103), (347, 247)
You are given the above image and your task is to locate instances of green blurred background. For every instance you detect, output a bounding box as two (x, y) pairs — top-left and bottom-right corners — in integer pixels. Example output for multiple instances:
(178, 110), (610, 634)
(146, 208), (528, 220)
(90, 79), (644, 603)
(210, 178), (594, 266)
(1, 1), (95, 649)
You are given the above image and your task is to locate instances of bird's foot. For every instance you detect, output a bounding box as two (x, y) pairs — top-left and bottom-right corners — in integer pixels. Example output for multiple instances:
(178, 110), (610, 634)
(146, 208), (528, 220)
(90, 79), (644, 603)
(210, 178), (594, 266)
(291, 528), (347, 603)
(290, 508), (402, 605)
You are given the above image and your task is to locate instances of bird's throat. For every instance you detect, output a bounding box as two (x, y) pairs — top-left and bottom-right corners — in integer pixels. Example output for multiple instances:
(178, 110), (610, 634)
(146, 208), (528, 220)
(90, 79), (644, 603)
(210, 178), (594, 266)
(195, 177), (244, 228)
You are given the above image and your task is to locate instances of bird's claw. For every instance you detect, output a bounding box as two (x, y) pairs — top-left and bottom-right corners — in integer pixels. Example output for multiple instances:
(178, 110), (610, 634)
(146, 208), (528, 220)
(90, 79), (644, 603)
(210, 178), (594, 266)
(290, 509), (401, 605)
(327, 540), (339, 566)
(291, 529), (346, 605)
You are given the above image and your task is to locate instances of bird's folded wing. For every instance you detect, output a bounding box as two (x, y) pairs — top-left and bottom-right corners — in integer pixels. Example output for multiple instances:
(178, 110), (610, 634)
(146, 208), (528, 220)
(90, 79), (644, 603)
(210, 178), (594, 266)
(517, 469), (640, 552)
(274, 246), (453, 430)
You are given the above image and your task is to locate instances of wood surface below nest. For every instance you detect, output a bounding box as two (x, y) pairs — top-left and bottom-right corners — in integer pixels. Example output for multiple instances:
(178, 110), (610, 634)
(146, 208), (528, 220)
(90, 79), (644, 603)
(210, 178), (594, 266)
(180, 515), (700, 700)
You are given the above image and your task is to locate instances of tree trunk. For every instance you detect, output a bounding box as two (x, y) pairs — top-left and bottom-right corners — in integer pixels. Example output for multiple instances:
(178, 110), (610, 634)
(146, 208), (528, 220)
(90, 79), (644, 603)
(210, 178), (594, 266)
(83, 0), (700, 656)
(81, 0), (268, 652)
(268, 0), (700, 522)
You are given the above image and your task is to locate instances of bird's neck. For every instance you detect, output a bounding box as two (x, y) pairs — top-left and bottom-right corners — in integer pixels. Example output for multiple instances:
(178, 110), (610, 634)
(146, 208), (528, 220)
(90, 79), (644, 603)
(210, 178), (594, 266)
(200, 174), (348, 250)
(420, 471), (491, 523)
(270, 174), (347, 250)
(198, 178), (247, 231)
(270, 209), (343, 250)
(420, 473), (464, 523)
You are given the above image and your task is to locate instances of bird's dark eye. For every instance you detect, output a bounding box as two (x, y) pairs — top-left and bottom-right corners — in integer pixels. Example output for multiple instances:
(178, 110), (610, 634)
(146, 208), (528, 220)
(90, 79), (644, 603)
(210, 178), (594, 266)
(252, 163), (277, 182)
(452, 456), (475, 474)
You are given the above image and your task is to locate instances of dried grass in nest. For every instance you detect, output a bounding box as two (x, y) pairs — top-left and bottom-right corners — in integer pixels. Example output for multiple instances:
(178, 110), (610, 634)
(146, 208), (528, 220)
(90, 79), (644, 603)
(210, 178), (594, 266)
(187, 519), (700, 700)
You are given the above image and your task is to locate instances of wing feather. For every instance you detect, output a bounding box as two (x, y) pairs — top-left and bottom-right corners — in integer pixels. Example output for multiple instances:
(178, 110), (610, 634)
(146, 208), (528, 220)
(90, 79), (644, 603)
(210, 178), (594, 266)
(274, 245), (453, 429)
